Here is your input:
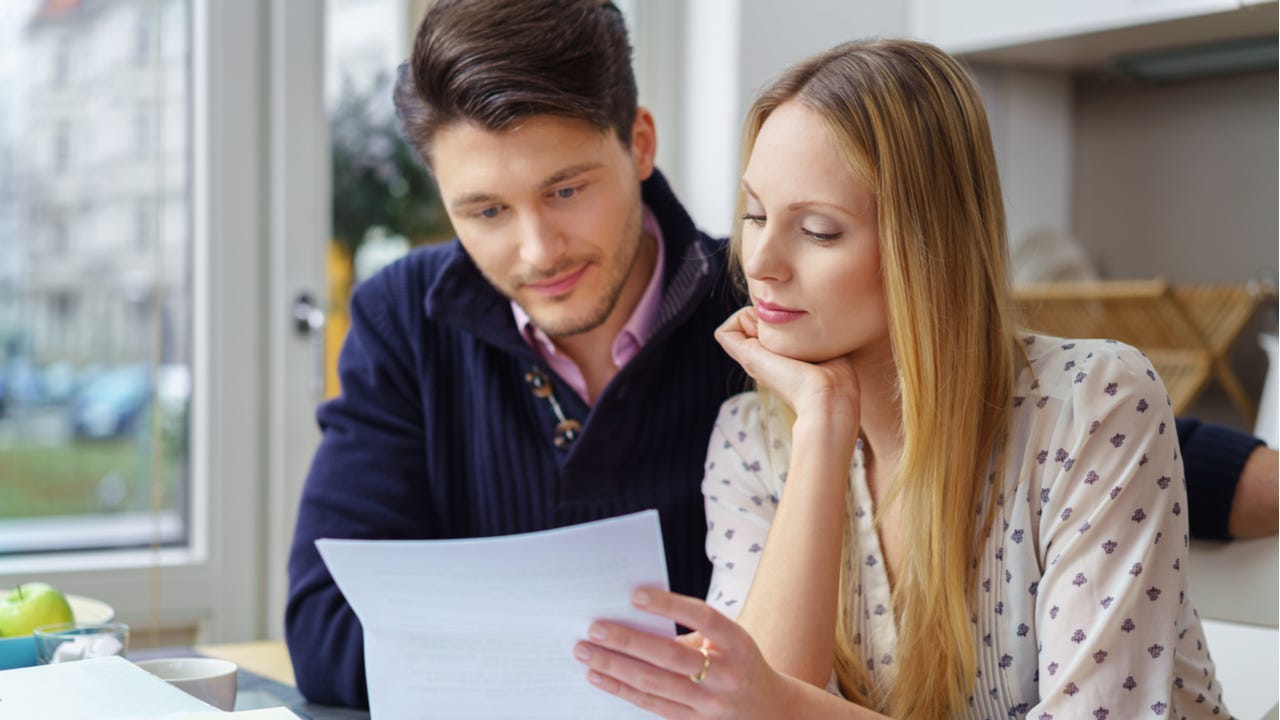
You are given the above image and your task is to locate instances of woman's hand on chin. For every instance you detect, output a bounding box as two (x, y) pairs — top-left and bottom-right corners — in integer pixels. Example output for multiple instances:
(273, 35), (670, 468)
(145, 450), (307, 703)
(715, 306), (860, 429)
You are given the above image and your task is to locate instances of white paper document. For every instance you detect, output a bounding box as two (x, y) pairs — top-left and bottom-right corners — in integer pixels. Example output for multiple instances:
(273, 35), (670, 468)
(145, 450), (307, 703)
(316, 509), (675, 719)
(0, 655), (215, 719)
(0, 655), (304, 720)
(167, 710), (302, 719)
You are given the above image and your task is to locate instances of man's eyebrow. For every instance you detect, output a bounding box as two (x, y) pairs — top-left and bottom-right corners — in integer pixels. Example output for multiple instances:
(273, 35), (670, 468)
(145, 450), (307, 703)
(449, 191), (502, 212)
(540, 162), (603, 190)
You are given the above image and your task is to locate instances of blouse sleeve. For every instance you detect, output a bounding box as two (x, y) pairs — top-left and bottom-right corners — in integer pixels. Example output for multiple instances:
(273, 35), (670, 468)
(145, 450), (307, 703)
(1028, 342), (1200, 718)
(701, 393), (783, 620)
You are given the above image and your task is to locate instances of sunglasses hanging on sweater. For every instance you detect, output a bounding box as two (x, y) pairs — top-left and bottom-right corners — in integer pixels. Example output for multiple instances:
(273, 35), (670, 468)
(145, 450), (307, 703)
(524, 368), (581, 448)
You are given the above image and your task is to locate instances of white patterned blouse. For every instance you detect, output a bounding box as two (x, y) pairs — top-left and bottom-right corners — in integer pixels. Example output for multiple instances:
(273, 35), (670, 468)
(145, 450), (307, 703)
(702, 335), (1226, 720)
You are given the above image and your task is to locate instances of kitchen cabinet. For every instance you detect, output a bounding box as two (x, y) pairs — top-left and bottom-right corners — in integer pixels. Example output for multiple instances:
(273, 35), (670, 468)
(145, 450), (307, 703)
(912, 0), (1274, 69)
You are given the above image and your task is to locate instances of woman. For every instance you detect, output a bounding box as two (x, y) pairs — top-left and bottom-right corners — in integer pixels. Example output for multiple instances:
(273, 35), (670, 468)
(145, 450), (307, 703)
(573, 39), (1224, 719)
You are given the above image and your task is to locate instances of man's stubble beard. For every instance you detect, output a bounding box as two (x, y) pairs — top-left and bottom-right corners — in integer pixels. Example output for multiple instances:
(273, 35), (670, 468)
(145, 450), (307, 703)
(523, 205), (647, 339)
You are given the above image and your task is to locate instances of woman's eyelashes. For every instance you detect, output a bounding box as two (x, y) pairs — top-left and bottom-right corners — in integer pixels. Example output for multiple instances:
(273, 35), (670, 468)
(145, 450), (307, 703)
(741, 212), (843, 243)
(801, 227), (842, 243)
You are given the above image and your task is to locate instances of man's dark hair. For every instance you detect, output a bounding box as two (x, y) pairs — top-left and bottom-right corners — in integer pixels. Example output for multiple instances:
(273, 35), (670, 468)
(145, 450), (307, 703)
(394, 0), (637, 167)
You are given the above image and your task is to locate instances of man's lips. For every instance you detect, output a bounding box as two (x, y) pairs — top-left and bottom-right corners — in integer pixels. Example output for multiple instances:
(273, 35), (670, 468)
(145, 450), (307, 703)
(525, 264), (589, 297)
(754, 299), (807, 324)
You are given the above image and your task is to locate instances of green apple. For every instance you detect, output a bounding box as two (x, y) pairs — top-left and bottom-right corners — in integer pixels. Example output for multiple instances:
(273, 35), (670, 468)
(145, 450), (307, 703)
(0, 583), (74, 637)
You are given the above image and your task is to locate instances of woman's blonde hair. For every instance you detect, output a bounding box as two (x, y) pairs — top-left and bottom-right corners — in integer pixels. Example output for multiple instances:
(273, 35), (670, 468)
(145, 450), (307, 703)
(732, 39), (1019, 719)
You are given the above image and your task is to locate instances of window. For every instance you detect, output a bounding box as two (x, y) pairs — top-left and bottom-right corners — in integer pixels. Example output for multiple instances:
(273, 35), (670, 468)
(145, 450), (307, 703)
(51, 291), (74, 320)
(52, 217), (68, 254)
(0, 142), (10, 196)
(53, 121), (70, 173)
(324, 0), (451, 398)
(134, 104), (150, 160)
(0, 0), (191, 556)
(52, 39), (70, 89)
(134, 10), (151, 66)
(0, 0), (274, 648)
(134, 200), (151, 251)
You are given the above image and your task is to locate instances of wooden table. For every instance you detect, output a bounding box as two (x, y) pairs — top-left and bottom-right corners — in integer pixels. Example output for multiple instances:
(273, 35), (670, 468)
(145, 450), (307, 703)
(196, 639), (295, 687)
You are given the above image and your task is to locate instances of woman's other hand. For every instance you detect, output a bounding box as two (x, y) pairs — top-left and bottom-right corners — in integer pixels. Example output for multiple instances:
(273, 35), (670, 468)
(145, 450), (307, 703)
(574, 587), (800, 719)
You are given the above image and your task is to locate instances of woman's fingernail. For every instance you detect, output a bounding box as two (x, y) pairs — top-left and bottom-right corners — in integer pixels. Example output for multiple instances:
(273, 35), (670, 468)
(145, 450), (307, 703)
(574, 644), (591, 661)
(588, 671), (605, 686)
(589, 623), (609, 641)
(632, 589), (651, 606)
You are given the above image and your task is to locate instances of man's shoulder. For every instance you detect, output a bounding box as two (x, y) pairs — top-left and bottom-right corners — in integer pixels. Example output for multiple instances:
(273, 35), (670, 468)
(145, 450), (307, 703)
(351, 240), (463, 312)
(360, 239), (459, 289)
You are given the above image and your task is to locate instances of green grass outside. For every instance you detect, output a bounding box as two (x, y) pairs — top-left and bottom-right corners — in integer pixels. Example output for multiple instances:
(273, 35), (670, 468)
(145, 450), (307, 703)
(0, 440), (182, 519)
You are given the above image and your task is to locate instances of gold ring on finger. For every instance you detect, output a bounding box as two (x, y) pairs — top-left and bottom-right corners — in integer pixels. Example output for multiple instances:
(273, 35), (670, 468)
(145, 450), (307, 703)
(688, 644), (710, 684)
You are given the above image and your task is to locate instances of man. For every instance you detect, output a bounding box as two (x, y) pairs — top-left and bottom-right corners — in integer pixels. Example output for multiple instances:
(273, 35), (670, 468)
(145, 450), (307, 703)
(287, 1), (738, 707)
(286, 0), (1274, 708)
(1183, 417), (1276, 540)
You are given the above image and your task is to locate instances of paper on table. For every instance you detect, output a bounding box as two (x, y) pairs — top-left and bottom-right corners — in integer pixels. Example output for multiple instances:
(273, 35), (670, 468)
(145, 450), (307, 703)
(0, 655), (215, 719)
(316, 509), (674, 720)
(164, 710), (302, 719)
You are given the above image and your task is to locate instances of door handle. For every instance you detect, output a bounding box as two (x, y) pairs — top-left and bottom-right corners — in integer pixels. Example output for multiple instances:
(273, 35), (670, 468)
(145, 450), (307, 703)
(292, 292), (326, 336)
(292, 292), (327, 397)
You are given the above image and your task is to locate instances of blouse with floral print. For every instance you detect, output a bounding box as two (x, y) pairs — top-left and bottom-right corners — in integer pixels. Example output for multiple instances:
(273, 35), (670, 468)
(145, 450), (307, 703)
(702, 335), (1225, 719)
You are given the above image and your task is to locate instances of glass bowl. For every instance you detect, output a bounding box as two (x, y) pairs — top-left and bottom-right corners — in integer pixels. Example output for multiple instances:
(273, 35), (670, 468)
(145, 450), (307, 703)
(33, 621), (130, 664)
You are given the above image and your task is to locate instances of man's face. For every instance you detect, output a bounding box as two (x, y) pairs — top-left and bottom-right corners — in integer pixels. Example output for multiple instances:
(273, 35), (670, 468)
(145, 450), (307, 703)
(431, 112), (657, 338)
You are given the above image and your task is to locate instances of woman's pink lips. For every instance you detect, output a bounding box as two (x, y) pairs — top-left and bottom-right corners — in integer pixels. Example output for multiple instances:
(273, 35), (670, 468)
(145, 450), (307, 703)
(526, 265), (588, 297)
(754, 300), (807, 324)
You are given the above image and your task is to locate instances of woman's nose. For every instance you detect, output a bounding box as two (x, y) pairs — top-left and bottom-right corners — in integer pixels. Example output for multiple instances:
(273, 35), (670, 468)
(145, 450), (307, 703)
(742, 226), (788, 283)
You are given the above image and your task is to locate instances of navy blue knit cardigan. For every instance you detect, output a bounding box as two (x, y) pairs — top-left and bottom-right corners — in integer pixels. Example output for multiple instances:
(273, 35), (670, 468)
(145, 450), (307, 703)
(285, 171), (744, 707)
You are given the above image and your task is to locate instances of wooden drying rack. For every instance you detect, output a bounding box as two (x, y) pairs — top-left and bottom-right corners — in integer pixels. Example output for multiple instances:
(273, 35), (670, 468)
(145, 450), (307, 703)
(1013, 280), (1265, 421)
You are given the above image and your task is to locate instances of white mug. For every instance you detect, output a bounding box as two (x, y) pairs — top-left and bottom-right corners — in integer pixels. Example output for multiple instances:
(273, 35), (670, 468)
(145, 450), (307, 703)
(135, 657), (238, 711)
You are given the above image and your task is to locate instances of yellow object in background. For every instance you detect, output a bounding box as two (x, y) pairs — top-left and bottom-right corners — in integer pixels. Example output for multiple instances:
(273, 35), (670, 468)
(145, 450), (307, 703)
(325, 242), (354, 400)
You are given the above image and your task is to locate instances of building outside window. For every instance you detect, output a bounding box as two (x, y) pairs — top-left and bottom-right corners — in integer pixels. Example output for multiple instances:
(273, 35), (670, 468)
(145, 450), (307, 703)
(53, 121), (70, 174)
(52, 38), (70, 89)
(0, 0), (191, 557)
(133, 8), (150, 66)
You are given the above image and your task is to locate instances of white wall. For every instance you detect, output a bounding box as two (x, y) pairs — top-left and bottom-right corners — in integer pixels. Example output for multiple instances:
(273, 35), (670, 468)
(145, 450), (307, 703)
(1073, 70), (1277, 284)
(736, 1), (910, 114)
(668, 1), (1074, 246)
(675, 1), (909, 238)
(971, 65), (1075, 252)
(677, 0), (741, 240)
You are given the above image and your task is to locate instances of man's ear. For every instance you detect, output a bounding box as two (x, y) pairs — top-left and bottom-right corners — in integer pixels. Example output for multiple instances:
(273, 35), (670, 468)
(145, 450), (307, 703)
(630, 107), (657, 181)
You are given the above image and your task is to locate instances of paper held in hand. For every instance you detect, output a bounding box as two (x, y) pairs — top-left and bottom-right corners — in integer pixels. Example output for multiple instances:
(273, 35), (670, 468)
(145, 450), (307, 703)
(316, 509), (675, 719)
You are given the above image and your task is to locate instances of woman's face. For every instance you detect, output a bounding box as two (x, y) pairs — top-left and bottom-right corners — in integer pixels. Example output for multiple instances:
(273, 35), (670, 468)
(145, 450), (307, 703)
(739, 101), (889, 364)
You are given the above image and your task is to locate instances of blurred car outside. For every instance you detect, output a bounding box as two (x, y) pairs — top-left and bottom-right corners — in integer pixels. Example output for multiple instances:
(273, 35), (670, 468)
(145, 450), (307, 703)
(70, 365), (152, 440)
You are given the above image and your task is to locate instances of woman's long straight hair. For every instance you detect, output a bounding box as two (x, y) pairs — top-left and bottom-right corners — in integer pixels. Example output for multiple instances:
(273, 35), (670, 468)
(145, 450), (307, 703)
(731, 39), (1020, 719)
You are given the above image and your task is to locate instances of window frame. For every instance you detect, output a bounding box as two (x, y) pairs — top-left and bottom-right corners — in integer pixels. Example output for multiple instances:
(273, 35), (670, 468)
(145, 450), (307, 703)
(0, 0), (268, 643)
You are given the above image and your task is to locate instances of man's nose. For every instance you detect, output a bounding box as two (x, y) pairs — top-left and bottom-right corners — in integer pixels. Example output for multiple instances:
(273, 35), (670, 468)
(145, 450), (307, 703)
(518, 211), (567, 270)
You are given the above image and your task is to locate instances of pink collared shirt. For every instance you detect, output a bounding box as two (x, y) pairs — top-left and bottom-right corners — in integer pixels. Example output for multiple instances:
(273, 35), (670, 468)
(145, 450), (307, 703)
(512, 206), (665, 405)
